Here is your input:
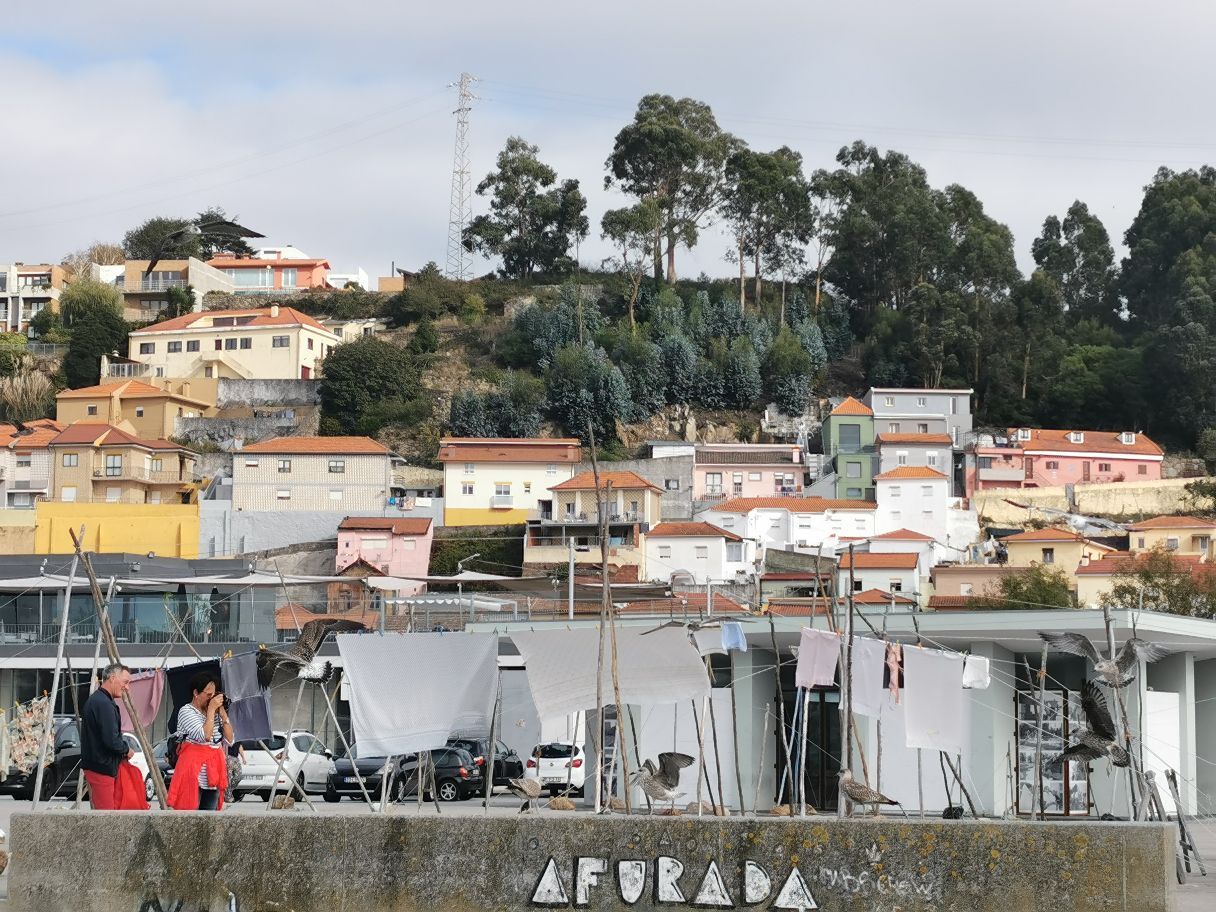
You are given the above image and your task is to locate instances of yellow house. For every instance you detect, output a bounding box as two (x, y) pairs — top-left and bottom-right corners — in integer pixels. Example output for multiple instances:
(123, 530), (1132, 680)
(1126, 515), (1216, 557)
(33, 500), (199, 557)
(438, 437), (581, 527)
(46, 423), (197, 505)
(998, 527), (1115, 575)
(1074, 551), (1208, 608)
(55, 380), (215, 440)
(126, 304), (339, 380)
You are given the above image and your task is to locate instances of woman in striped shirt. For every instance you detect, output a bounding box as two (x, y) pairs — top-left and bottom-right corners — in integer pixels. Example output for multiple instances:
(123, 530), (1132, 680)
(167, 672), (233, 810)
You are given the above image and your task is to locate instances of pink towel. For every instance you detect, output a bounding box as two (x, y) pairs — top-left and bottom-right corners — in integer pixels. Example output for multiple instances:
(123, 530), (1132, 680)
(885, 643), (902, 704)
(118, 669), (165, 732)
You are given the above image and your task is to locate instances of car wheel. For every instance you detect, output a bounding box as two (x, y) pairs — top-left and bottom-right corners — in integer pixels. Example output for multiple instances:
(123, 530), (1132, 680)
(39, 771), (58, 802)
(145, 776), (155, 802)
(324, 785), (341, 804)
(547, 786), (561, 797)
(436, 779), (459, 802)
(258, 790), (272, 802)
(295, 773), (307, 797)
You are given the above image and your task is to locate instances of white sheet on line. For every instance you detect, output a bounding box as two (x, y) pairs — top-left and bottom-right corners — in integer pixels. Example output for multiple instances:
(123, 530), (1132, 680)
(962, 655), (991, 690)
(902, 646), (965, 755)
(794, 628), (840, 689)
(336, 632), (498, 756)
(849, 636), (888, 717)
(511, 627), (709, 722)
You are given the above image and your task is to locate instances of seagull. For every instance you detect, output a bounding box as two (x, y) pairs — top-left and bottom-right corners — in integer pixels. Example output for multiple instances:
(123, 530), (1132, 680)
(631, 752), (694, 813)
(1056, 680), (1129, 769)
(256, 618), (365, 687)
(839, 768), (907, 817)
(506, 777), (542, 814)
(1037, 632), (1168, 687)
(145, 218), (265, 274)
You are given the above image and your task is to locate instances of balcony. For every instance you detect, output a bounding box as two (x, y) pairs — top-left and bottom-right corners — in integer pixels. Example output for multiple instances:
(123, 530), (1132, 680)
(232, 286), (303, 295)
(106, 362), (151, 378)
(92, 466), (191, 484)
(134, 277), (186, 293)
(490, 494), (514, 509)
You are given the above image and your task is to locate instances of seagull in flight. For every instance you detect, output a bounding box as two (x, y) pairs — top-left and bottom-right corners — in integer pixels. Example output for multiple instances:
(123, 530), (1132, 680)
(839, 769), (907, 817)
(1037, 632), (1167, 687)
(631, 752), (694, 814)
(256, 618), (365, 688)
(144, 218), (265, 275)
(1057, 681), (1129, 769)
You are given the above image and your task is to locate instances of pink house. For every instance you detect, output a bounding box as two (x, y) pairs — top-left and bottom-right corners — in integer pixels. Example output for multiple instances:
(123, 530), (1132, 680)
(967, 427), (1163, 496)
(336, 517), (433, 579)
(209, 251), (331, 294)
(694, 443), (804, 500)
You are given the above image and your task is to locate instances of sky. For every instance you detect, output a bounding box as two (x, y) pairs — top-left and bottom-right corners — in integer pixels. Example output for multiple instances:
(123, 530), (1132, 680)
(1, 1), (1214, 282)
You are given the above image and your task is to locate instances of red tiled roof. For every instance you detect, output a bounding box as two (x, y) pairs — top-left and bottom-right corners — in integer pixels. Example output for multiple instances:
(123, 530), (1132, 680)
(437, 438), (581, 464)
(648, 521), (742, 541)
(4, 419), (65, 451)
(238, 436), (388, 455)
(1075, 552), (1206, 576)
(338, 517), (432, 535)
(710, 496), (876, 514)
(853, 588), (916, 605)
(831, 396), (873, 416)
(47, 423), (186, 451)
(764, 598), (835, 616)
(761, 571), (831, 581)
(56, 379), (209, 404)
(1000, 527), (1094, 543)
(131, 306), (330, 335)
(871, 528), (934, 541)
(838, 551), (920, 570)
(873, 466), (948, 481)
(1004, 428), (1163, 457)
(1127, 515), (1216, 531)
(929, 595), (990, 610)
(875, 433), (953, 445)
(550, 470), (662, 492)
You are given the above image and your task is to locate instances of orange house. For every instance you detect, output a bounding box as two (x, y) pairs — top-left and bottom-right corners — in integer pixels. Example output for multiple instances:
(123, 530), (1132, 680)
(208, 252), (331, 294)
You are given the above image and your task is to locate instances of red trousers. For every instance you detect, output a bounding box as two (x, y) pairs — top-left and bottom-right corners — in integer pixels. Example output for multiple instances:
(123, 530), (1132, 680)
(85, 762), (149, 810)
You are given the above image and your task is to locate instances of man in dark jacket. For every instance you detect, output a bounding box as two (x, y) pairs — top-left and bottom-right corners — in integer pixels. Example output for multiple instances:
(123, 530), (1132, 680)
(81, 663), (133, 809)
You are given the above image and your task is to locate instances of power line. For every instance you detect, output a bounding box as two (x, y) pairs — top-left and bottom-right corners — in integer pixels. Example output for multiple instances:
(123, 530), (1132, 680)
(445, 72), (478, 281)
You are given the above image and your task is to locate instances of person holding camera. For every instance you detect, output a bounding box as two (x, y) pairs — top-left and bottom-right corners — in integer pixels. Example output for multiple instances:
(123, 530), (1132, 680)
(166, 671), (232, 810)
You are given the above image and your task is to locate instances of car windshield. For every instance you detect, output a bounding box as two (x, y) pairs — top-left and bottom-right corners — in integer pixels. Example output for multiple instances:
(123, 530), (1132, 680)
(536, 743), (578, 759)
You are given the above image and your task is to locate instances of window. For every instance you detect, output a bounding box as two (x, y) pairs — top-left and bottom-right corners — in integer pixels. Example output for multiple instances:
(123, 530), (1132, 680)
(921, 485), (932, 496)
(272, 336), (289, 348)
(695, 546), (709, 560)
(748, 472), (762, 481)
(278, 459), (292, 474)
(658, 545), (672, 559)
(890, 510), (901, 521)
(361, 537), (388, 550)
(1041, 548), (1055, 564)
(187, 340), (200, 352)
(1017, 428), (1031, 441)
(240, 337), (252, 350)
(1045, 460), (1059, 470)
(1068, 431), (1084, 443)
(276, 489), (291, 500)
(889, 579), (903, 592)
(769, 518), (781, 529)
(846, 487), (862, 498)
(846, 462), (861, 478)
(1166, 537), (1179, 551)
(665, 479), (680, 490)
(495, 483), (511, 496)
(884, 396), (894, 407)
(167, 341), (181, 353)
(139, 342), (155, 354)
(853, 579), (864, 592)
(546, 464), (557, 476)
(951, 397), (958, 415)
(1138, 464), (1147, 475)
(403, 539), (416, 550)
(215, 339), (223, 350)
(106, 487), (121, 503)
(1137, 536), (1145, 550)
(134, 407), (144, 418)
(328, 489), (342, 500)
(838, 424), (861, 451)
(150, 458), (162, 471)
(307, 338), (315, 350)
(282, 267), (298, 289)
(328, 460), (345, 474)
(922, 510), (933, 522)
(927, 452), (938, 467)
(897, 451), (908, 466)
(889, 485), (901, 498)
(564, 502), (576, 518)
(105, 454), (122, 477)
(463, 462), (475, 475)
(15, 455), (29, 468)
(959, 582), (973, 596)
(916, 397), (927, 407)
(204, 367), (214, 378)
(887, 423), (900, 433)
(917, 423), (929, 434)
(86, 405), (97, 416)
(224, 338), (237, 350)
(726, 542), (743, 561)
(523, 482), (531, 493)
(1120, 432), (1136, 445)
(1196, 535), (1211, 553)
(61, 453), (78, 467)
(1098, 462), (1111, 472)
(978, 456), (993, 469)
(60, 486), (76, 502)
(461, 482), (474, 496)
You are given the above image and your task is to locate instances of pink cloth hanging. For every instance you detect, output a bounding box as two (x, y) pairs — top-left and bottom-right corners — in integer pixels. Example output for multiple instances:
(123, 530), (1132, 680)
(885, 643), (902, 704)
(117, 669), (165, 732)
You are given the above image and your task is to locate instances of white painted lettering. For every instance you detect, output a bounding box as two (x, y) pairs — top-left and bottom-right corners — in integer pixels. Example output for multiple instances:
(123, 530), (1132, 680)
(744, 861), (772, 904)
(617, 860), (647, 904)
(575, 857), (608, 906)
(531, 857), (570, 907)
(655, 856), (686, 904)
(691, 860), (733, 907)
(773, 868), (819, 911)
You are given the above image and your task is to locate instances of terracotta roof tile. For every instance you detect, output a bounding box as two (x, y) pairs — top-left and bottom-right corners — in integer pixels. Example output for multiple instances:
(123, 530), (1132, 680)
(239, 436), (388, 455)
(764, 598), (835, 616)
(648, 521), (742, 541)
(873, 466), (948, 481)
(929, 595), (990, 610)
(55, 380), (210, 405)
(550, 470), (662, 492)
(338, 516), (432, 535)
(438, 438), (581, 464)
(1000, 527), (1088, 543)
(1003, 427), (1163, 457)
(1126, 515), (1216, 531)
(830, 396), (873, 416)
(875, 433), (953, 445)
(853, 588), (916, 605)
(47, 423), (186, 451)
(4, 419), (65, 451)
(709, 496), (877, 513)
(871, 528), (934, 541)
(1075, 552), (1206, 576)
(838, 551), (920, 570)
(131, 306), (331, 335)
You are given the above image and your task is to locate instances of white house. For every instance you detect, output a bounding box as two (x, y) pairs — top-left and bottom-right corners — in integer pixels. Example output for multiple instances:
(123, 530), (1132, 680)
(873, 466), (951, 543)
(836, 550), (921, 596)
(644, 521), (756, 585)
(697, 496), (876, 555)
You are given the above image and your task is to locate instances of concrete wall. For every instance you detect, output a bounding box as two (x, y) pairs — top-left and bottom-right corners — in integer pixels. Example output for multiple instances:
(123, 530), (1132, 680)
(8, 813), (1175, 912)
(971, 477), (1200, 524)
(1196, 658), (1216, 816)
(0, 508), (35, 554)
(216, 378), (321, 408)
(175, 414), (318, 446)
(585, 455), (693, 520)
(35, 501), (199, 557)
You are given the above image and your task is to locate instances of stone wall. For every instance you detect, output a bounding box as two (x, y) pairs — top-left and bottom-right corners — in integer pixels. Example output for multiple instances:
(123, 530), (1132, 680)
(216, 378), (321, 408)
(7, 813), (1174, 912)
(972, 477), (1203, 524)
(174, 414), (317, 446)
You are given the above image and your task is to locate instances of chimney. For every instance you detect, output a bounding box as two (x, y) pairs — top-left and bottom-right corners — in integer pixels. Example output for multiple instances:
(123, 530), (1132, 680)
(270, 304), (280, 318)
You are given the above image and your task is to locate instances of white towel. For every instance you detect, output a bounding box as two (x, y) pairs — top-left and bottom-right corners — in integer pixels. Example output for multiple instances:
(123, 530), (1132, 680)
(336, 632), (498, 756)
(849, 637), (888, 717)
(903, 646), (965, 755)
(794, 628), (841, 689)
(962, 655), (991, 690)
(511, 626), (709, 723)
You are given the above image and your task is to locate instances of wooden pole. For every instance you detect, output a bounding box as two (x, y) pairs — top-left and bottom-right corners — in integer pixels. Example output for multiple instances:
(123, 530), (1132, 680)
(483, 674), (501, 814)
(705, 657), (727, 815)
(767, 616), (794, 807)
(1102, 604), (1142, 819)
(838, 543), (856, 818)
(31, 544), (81, 810)
(317, 679), (376, 810)
(728, 650), (747, 815)
(74, 577), (117, 809)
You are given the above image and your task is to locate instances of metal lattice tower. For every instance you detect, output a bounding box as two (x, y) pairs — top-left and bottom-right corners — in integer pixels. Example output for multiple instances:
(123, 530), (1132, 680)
(445, 72), (478, 281)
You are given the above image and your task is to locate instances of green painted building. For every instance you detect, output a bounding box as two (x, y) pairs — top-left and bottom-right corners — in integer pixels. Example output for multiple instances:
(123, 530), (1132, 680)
(823, 396), (876, 500)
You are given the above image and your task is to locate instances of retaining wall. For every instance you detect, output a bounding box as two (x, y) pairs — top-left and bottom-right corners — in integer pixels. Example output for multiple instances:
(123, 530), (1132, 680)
(7, 812), (1174, 912)
(972, 476), (1202, 524)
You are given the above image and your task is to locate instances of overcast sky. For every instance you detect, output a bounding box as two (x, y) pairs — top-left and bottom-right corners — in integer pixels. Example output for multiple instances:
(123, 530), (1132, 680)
(1, 1), (1213, 282)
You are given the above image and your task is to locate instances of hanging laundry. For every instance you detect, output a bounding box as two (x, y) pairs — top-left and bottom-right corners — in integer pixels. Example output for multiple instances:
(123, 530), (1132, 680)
(720, 621), (748, 653)
(962, 655), (991, 690)
(117, 669), (165, 732)
(0, 710), (8, 782)
(849, 636), (888, 717)
(221, 653), (272, 743)
(694, 628), (726, 657)
(794, 628), (841, 689)
(885, 643), (903, 704)
(903, 646), (965, 756)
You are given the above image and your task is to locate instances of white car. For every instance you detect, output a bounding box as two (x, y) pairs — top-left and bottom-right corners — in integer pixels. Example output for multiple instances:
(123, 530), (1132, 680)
(233, 730), (335, 801)
(120, 733), (155, 800)
(524, 742), (586, 796)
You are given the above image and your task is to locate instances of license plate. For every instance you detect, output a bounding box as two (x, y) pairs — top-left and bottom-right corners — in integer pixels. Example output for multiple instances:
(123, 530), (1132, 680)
(344, 777), (361, 784)
(541, 777), (562, 784)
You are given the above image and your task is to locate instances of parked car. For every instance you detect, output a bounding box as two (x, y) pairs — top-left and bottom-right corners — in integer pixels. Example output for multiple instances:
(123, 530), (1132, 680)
(0, 715), (83, 801)
(524, 741), (585, 797)
(398, 747), (483, 802)
(120, 733), (156, 801)
(445, 738), (525, 789)
(234, 730), (335, 801)
(325, 747), (405, 802)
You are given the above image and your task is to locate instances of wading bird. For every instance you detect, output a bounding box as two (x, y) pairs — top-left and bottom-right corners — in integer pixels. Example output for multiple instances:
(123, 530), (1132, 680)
(631, 752), (694, 814)
(507, 777), (542, 814)
(839, 768), (906, 817)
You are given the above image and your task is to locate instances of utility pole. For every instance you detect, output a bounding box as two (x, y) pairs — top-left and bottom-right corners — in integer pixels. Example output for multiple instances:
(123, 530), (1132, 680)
(568, 537), (575, 620)
(445, 72), (478, 281)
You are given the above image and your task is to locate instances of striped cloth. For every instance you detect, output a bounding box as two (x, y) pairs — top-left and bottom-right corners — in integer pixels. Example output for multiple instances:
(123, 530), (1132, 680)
(176, 704), (224, 788)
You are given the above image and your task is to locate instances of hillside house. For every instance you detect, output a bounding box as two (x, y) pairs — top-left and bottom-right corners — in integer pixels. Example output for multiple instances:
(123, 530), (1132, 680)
(698, 495), (877, 553)
(968, 428), (1163, 495)
(56, 380), (213, 440)
(335, 516), (433, 578)
(644, 521), (756, 585)
(1126, 515), (1216, 557)
(438, 437), (580, 527)
(233, 436), (397, 512)
(693, 443), (804, 501)
(0, 419), (64, 508)
(998, 527), (1115, 572)
(46, 423), (196, 504)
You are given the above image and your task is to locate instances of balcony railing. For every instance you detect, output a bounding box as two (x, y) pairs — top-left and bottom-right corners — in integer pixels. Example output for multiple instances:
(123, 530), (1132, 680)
(106, 363), (151, 378)
(92, 466), (190, 484)
(0, 620), (247, 646)
(135, 277), (186, 292)
(490, 494), (514, 508)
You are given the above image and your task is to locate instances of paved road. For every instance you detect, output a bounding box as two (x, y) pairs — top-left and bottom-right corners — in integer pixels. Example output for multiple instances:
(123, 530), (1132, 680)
(1175, 820), (1215, 912)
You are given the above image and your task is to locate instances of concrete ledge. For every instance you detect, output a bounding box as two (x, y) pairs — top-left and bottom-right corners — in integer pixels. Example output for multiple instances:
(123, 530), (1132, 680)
(8, 812), (1174, 912)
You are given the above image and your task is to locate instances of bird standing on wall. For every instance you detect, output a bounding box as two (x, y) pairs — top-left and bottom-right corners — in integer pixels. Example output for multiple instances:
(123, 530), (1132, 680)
(1037, 632), (1168, 687)
(256, 619), (365, 688)
(839, 769), (906, 817)
(1057, 681), (1130, 769)
(507, 777), (542, 814)
(631, 752), (694, 814)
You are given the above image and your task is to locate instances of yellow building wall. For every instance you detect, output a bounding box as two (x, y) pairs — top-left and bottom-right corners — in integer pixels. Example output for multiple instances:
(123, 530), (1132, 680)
(441, 461), (577, 527)
(0, 509), (37, 554)
(1129, 527), (1213, 556)
(444, 507), (534, 527)
(1003, 539), (1107, 572)
(34, 501), (199, 557)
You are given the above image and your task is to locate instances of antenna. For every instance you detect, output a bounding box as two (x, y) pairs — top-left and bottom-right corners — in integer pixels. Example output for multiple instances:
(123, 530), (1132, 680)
(445, 72), (478, 281)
